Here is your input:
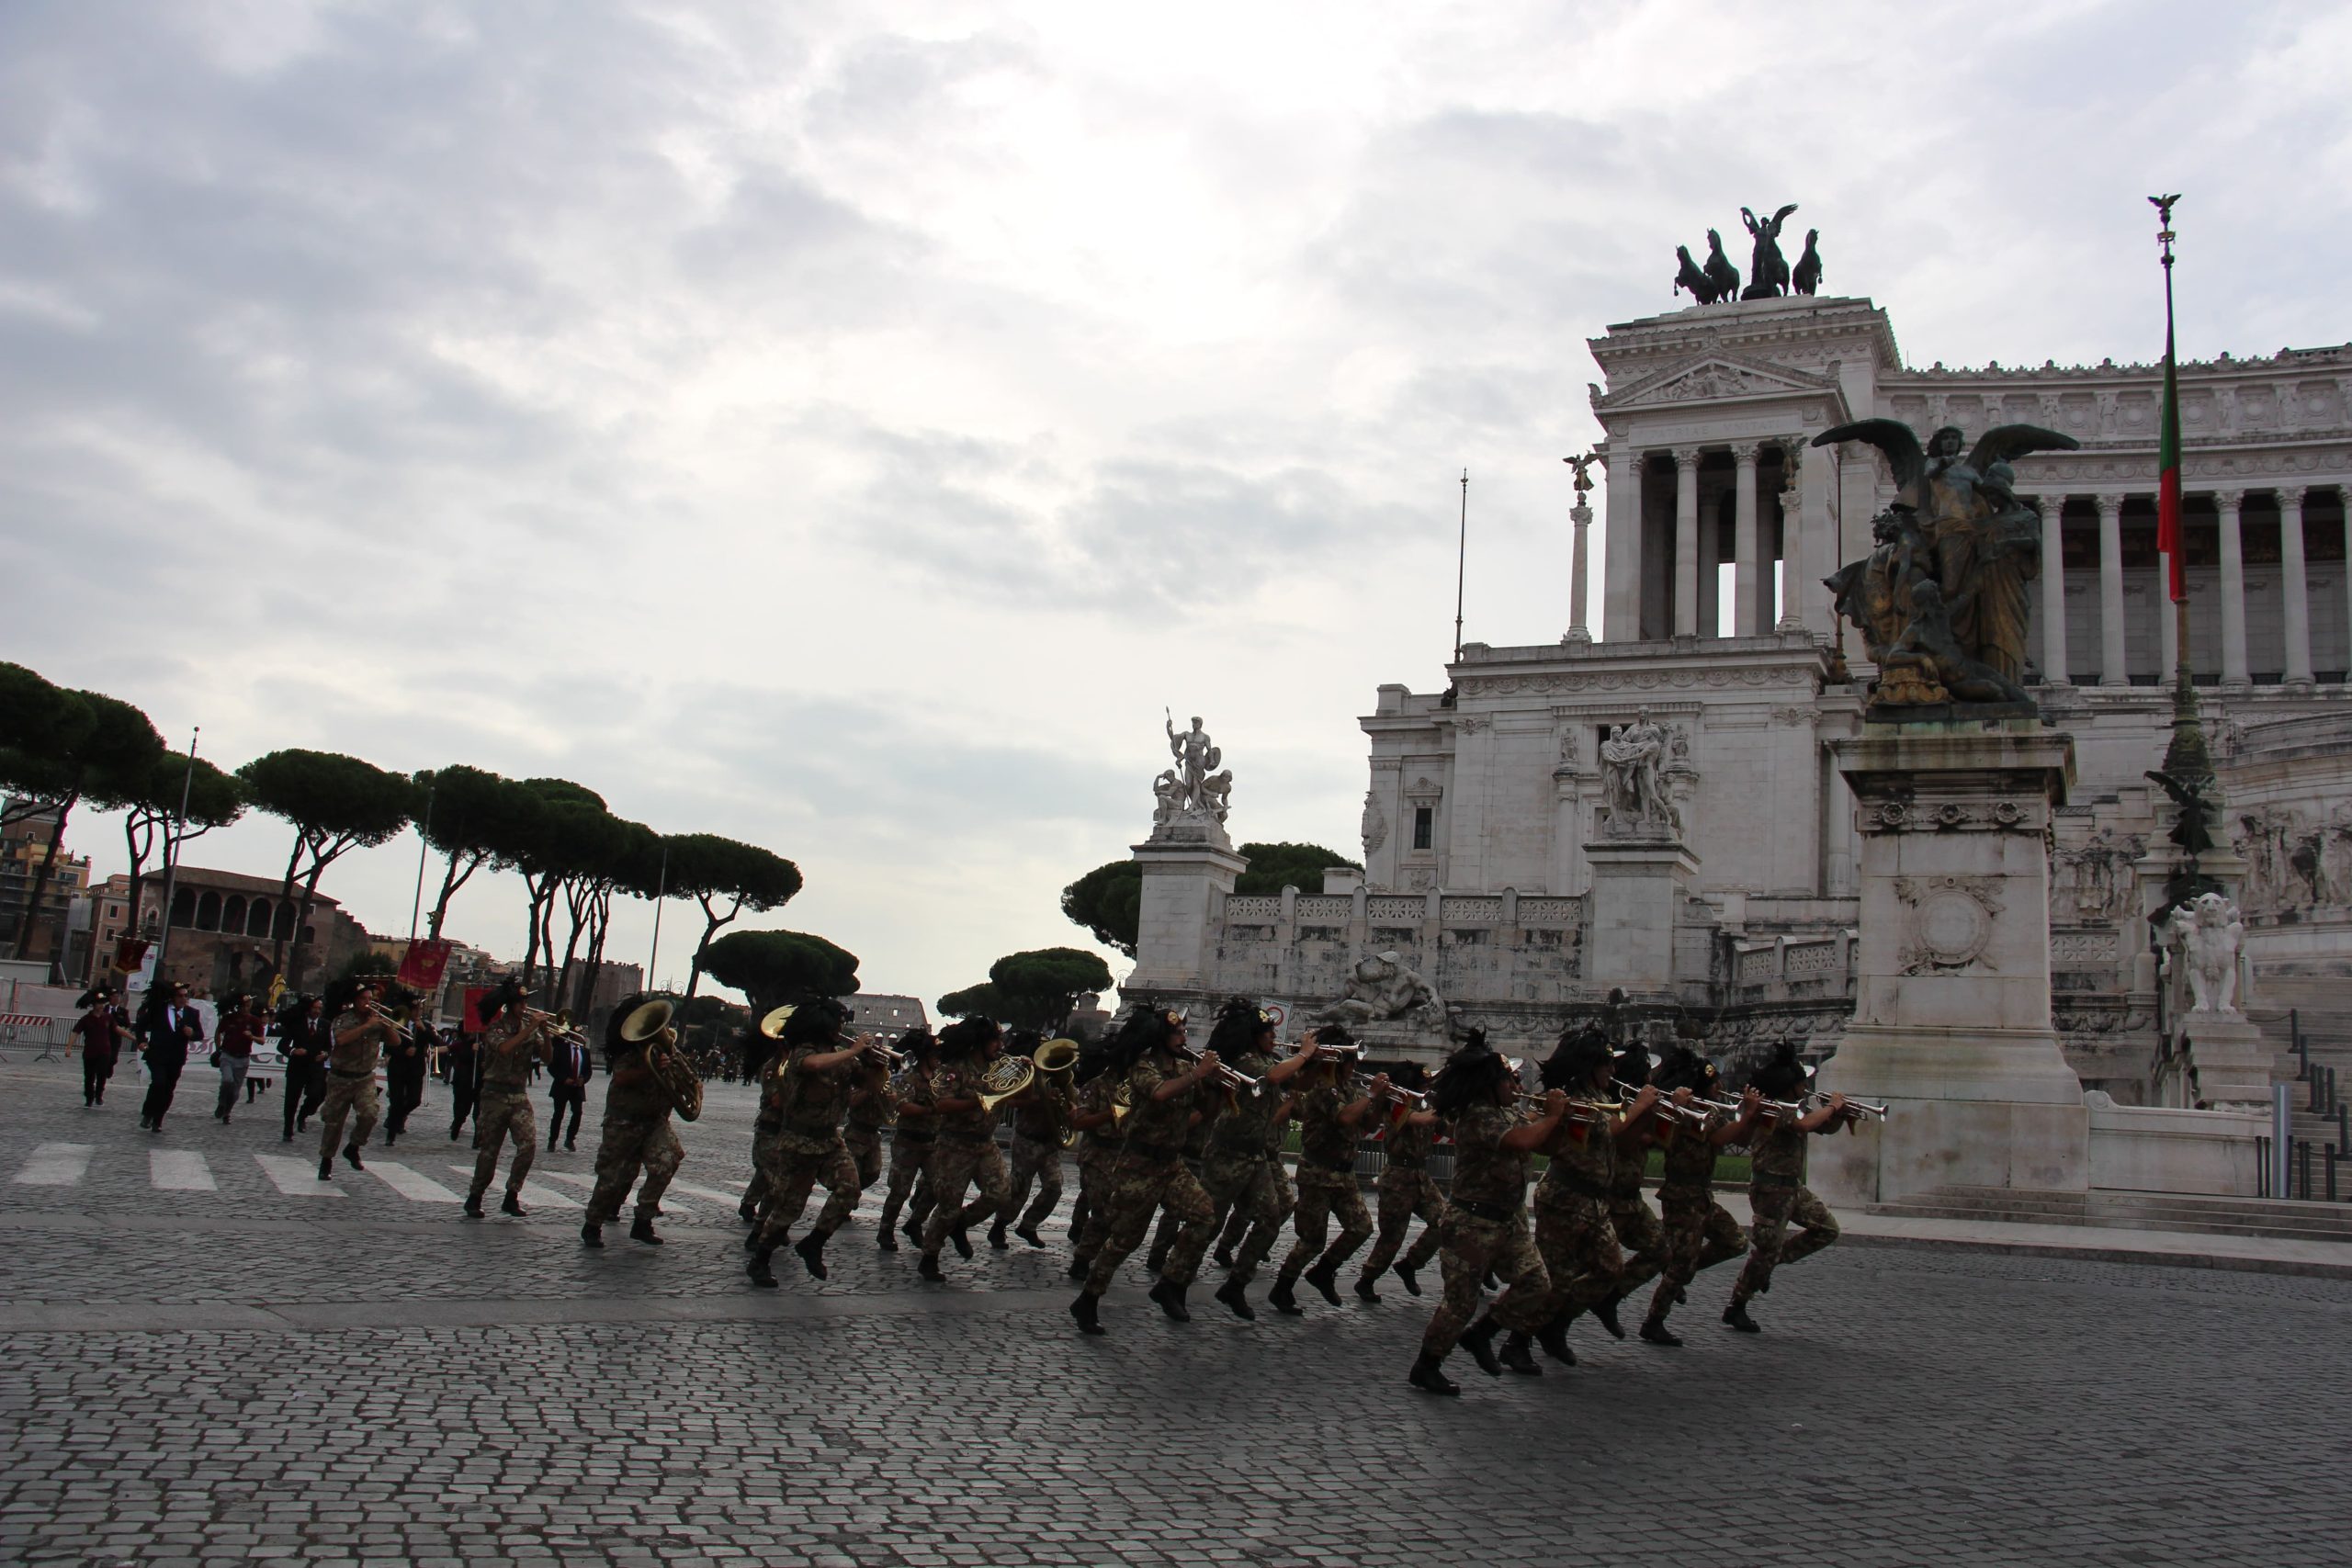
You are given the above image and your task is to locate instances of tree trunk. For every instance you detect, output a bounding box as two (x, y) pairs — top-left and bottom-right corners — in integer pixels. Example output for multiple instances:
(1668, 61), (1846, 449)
(120, 807), (158, 965)
(286, 855), (332, 991)
(680, 892), (743, 1008)
(426, 850), (482, 942)
(9, 793), (75, 964)
(553, 880), (589, 1019)
(574, 882), (613, 1021)
(269, 834), (305, 980)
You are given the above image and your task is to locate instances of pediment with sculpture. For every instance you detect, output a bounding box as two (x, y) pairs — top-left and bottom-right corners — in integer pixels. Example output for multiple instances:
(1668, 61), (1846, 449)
(1593, 351), (1838, 413)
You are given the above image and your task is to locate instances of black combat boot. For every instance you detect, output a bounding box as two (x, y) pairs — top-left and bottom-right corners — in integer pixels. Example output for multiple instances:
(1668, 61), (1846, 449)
(1353, 1267), (1382, 1303)
(1500, 1332), (1544, 1376)
(1458, 1314), (1505, 1377)
(316, 1159), (333, 1182)
(900, 1216), (924, 1249)
(1214, 1277), (1256, 1321)
(747, 1249), (778, 1289)
(917, 1252), (945, 1282)
(343, 1143), (364, 1171)
(1724, 1298), (1761, 1333)
(581, 1222), (604, 1248)
(1070, 1291), (1104, 1336)
(738, 1195), (760, 1224)
(1640, 1314), (1683, 1348)
(1014, 1224), (1045, 1248)
(462, 1193), (484, 1219)
(1067, 1254), (1092, 1280)
(1148, 1278), (1191, 1322)
(1267, 1273), (1303, 1315)
(1393, 1262), (1422, 1297)
(629, 1214), (662, 1246)
(1408, 1353), (1461, 1396)
(1145, 1241), (1170, 1276)
(1593, 1292), (1626, 1339)
(988, 1222), (1010, 1250)
(500, 1193), (526, 1217)
(1535, 1314), (1577, 1366)
(1212, 1243), (1236, 1269)
(950, 1226), (974, 1260)
(1304, 1262), (1342, 1306)
(794, 1230), (830, 1280)
(876, 1226), (899, 1253)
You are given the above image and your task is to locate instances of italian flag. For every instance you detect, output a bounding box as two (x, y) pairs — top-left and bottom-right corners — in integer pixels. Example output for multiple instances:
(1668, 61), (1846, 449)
(2156, 314), (2185, 602)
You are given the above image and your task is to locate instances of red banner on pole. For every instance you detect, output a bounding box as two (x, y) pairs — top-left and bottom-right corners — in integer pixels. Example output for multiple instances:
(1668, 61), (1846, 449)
(396, 939), (453, 993)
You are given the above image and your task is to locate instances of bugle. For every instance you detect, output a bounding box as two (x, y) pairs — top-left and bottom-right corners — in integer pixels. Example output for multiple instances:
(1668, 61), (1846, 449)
(1813, 1092), (1890, 1120)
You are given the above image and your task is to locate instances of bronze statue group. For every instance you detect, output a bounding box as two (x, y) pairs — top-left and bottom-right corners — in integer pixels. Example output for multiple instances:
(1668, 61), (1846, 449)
(713, 995), (1860, 1397)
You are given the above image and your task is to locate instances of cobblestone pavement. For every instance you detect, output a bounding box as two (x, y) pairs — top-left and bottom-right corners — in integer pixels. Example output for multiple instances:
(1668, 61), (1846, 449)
(3, 1058), (2347, 1566)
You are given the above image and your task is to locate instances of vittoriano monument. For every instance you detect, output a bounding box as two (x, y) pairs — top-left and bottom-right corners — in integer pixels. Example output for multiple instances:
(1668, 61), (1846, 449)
(1816, 419), (2082, 717)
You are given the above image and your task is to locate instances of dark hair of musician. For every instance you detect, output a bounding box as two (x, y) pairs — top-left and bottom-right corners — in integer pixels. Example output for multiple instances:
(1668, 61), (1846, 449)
(1005, 1027), (1043, 1058)
(1611, 1043), (1649, 1093)
(783, 998), (849, 1049)
(937, 1015), (1001, 1060)
(1651, 1043), (1713, 1096)
(1389, 1059), (1430, 1092)
(1205, 996), (1270, 1057)
(1431, 1028), (1505, 1118)
(1105, 1000), (1177, 1071)
(1540, 1025), (1612, 1093)
(603, 992), (663, 1056)
(897, 1026), (938, 1062)
(1747, 1039), (1806, 1100)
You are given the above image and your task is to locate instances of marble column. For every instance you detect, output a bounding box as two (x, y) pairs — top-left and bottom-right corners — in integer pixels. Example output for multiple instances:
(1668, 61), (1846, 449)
(1697, 493), (1724, 636)
(1601, 443), (1642, 641)
(1672, 447), (1701, 637)
(2039, 495), (2070, 684)
(1732, 442), (1761, 637)
(1565, 473), (1593, 643)
(1778, 443), (1804, 631)
(2216, 487), (2249, 687)
(2097, 493), (2128, 685)
(2278, 486), (2313, 685)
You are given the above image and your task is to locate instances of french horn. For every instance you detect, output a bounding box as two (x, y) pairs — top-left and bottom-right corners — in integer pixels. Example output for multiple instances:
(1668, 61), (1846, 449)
(977, 1053), (1035, 1113)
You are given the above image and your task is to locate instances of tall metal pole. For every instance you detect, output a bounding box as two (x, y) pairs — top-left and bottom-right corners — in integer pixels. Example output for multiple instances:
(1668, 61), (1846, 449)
(1453, 468), (1469, 662)
(646, 840), (668, 989)
(146, 728), (199, 1001)
(2154, 194), (2211, 784)
(408, 781), (435, 943)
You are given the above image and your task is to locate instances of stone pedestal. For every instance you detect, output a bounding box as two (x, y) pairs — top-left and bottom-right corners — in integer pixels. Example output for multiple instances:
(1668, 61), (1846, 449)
(1124, 814), (1249, 996)
(2177, 1011), (2289, 1111)
(1812, 723), (2089, 1204)
(1583, 837), (1700, 997)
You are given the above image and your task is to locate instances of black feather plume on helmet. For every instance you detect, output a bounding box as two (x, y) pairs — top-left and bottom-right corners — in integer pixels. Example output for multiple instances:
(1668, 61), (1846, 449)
(1746, 1038), (1806, 1100)
(936, 1015), (1000, 1060)
(1431, 1027), (1506, 1118)
(1541, 1023), (1612, 1093)
(783, 998), (850, 1049)
(1205, 996), (1269, 1057)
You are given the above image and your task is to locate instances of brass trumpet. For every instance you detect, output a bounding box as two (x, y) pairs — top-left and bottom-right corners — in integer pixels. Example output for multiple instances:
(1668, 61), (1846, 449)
(858, 1035), (907, 1068)
(1813, 1092), (1890, 1120)
(1173, 1042), (1265, 1100)
(1515, 1090), (1623, 1125)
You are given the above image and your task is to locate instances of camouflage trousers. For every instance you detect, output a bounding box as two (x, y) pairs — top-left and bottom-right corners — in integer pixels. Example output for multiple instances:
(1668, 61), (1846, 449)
(921, 1135), (1009, 1257)
(742, 1124), (783, 1216)
(1083, 1152), (1214, 1293)
(584, 1112), (684, 1225)
(1279, 1168), (1374, 1280)
(1200, 1145), (1289, 1283)
(1606, 1190), (1668, 1301)
(1070, 1145), (1120, 1257)
(1645, 1191), (1749, 1322)
(1421, 1201), (1550, 1357)
(469, 1087), (537, 1201)
(1146, 1157), (1207, 1264)
(315, 1074), (380, 1165)
(1530, 1192), (1625, 1323)
(1733, 1183), (1839, 1302)
(1358, 1165), (1444, 1280)
(844, 1123), (887, 1189)
(878, 1133), (935, 1233)
(996, 1134), (1065, 1232)
(751, 1131), (859, 1249)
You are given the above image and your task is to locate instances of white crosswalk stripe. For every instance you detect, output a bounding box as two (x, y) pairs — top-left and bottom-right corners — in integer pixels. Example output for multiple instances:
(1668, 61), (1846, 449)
(665, 1179), (749, 1206)
(254, 1153), (345, 1196)
(368, 1160), (459, 1203)
(532, 1169), (698, 1214)
(150, 1150), (215, 1190)
(443, 1165), (582, 1210)
(13, 1142), (94, 1186)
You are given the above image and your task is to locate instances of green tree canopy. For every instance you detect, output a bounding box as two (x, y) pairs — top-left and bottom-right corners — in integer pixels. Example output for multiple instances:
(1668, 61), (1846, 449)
(700, 928), (861, 1014)
(1233, 841), (1361, 897)
(237, 749), (416, 987)
(1, 684), (165, 961)
(413, 765), (539, 939)
(987, 947), (1114, 1031)
(87, 750), (245, 953)
(1061, 860), (1142, 956)
(664, 833), (803, 1003)
(935, 982), (1005, 1021)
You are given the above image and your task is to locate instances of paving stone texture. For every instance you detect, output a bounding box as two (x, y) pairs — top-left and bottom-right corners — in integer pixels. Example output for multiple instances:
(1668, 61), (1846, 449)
(2, 1057), (2346, 1566)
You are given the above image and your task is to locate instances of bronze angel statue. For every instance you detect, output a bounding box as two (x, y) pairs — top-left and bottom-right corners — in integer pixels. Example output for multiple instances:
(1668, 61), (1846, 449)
(1814, 418), (2081, 698)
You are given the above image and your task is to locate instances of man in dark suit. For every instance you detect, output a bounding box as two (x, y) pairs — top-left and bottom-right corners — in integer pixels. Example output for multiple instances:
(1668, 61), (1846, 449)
(446, 1028), (480, 1142)
(277, 994), (333, 1143)
(548, 1032), (593, 1151)
(139, 983), (204, 1133)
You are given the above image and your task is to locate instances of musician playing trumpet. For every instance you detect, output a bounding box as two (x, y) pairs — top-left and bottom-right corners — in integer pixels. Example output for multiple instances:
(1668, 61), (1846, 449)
(1354, 1059), (1443, 1303)
(1197, 998), (1316, 1322)
(465, 980), (555, 1218)
(1639, 1045), (1758, 1347)
(1269, 1024), (1387, 1317)
(315, 977), (401, 1181)
(1724, 1041), (1848, 1334)
(1071, 1004), (1221, 1334)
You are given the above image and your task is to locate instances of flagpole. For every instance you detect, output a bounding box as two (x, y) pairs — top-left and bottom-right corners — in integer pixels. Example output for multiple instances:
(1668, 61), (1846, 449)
(646, 840), (668, 989)
(2152, 194), (2211, 784)
(408, 781), (434, 943)
(147, 728), (199, 1003)
(1452, 468), (1469, 663)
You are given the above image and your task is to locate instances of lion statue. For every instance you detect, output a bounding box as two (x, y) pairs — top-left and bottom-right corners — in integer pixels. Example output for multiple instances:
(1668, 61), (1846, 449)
(2164, 892), (2245, 1016)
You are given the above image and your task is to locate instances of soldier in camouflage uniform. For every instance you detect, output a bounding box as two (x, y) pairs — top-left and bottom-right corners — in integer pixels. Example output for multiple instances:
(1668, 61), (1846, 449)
(876, 1028), (939, 1252)
(1514, 1027), (1659, 1375)
(739, 1020), (787, 1223)
(843, 1050), (897, 1193)
(918, 1018), (1013, 1281)
(1063, 1044), (1127, 1280)
(746, 999), (868, 1286)
(1724, 1040), (1849, 1333)
(464, 982), (554, 1219)
(1355, 1060), (1443, 1301)
(1270, 1025), (1389, 1315)
(1641, 1045), (1758, 1346)
(1145, 1081), (1221, 1275)
(314, 978), (400, 1181)
(1410, 1031), (1567, 1397)
(582, 994), (688, 1249)
(1071, 1005), (1221, 1334)
(991, 1032), (1073, 1249)
(1592, 1043), (1673, 1337)
(1196, 999), (1314, 1320)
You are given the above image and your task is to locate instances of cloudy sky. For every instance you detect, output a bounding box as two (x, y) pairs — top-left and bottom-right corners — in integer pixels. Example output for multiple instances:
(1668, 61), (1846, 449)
(6, 0), (2346, 1010)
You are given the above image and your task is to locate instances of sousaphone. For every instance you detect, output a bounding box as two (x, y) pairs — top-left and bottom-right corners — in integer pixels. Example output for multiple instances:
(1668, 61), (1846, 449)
(620, 997), (702, 1122)
(1032, 1038), (1081, 1076)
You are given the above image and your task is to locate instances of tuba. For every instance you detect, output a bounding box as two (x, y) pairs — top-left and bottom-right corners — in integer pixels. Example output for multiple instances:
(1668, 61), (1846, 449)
(1032, 1038), (1082, 1076)
(622, 998), (702, 1122)
(977, 1053), (1035, 1113)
